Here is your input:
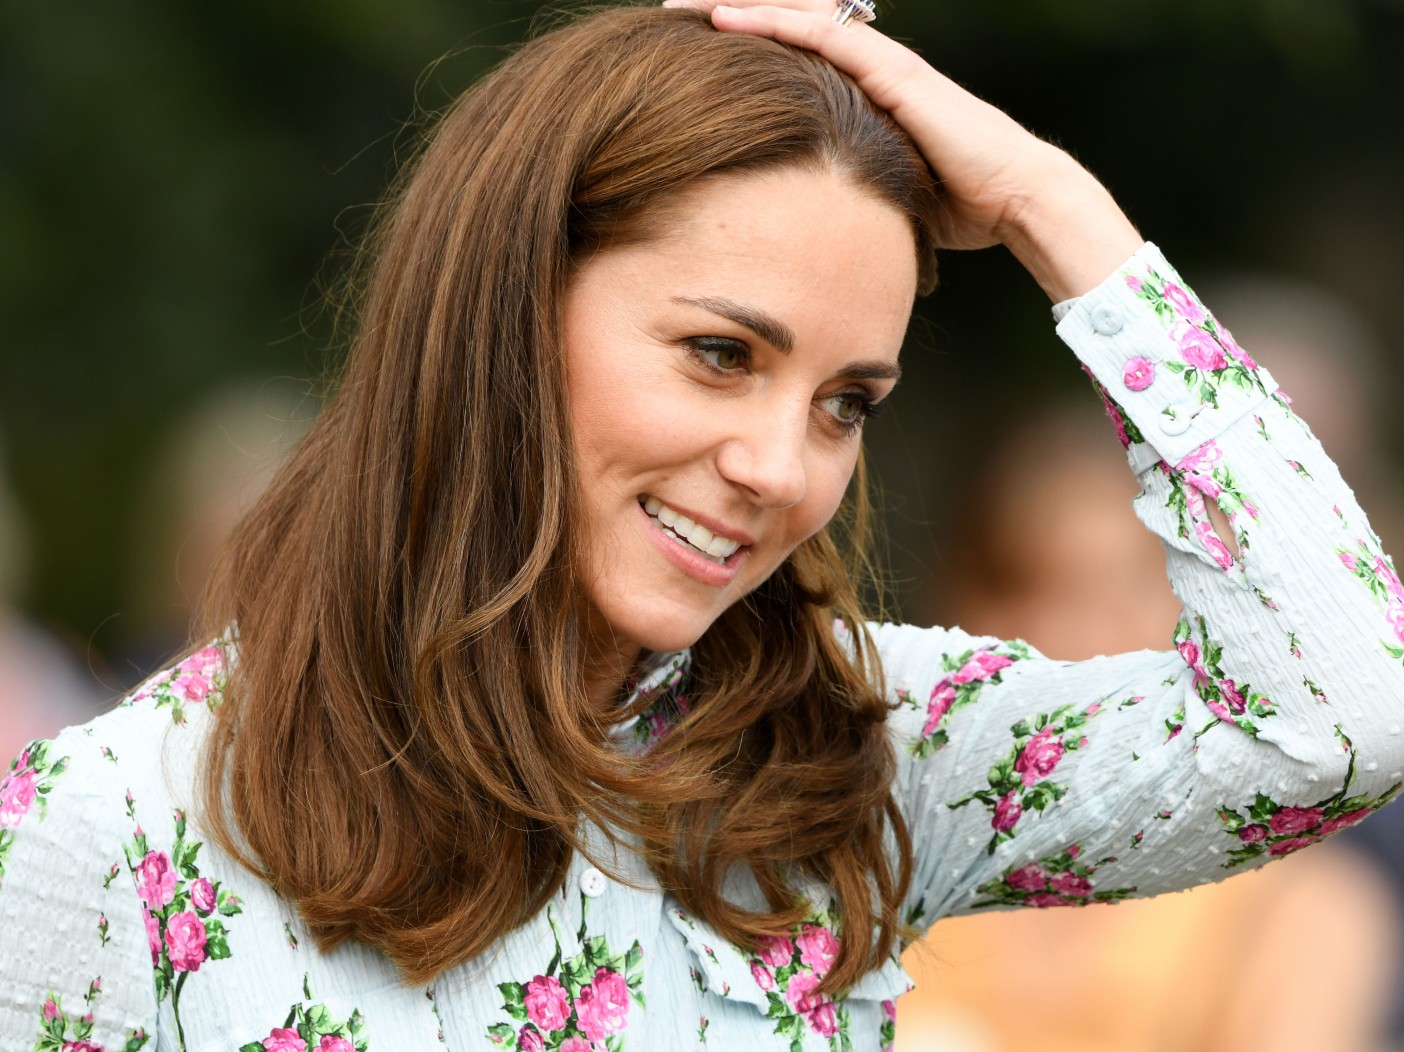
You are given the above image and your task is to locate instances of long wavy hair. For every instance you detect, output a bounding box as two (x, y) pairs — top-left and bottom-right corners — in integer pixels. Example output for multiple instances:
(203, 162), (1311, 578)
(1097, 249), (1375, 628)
(196, 4), (940, 994)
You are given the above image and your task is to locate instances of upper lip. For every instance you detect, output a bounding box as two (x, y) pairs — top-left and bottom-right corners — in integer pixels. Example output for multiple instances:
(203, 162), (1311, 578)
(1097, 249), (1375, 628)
(642, 495), (755, 547)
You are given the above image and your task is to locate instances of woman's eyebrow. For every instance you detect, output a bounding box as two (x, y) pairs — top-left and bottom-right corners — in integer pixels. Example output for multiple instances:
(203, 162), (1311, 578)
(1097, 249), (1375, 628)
(838, 360), (902, 382)
(671, 295), (795, 353)
(671, 294), (899, 380)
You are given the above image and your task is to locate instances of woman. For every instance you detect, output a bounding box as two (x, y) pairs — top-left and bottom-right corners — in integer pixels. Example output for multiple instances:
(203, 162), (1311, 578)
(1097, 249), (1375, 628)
(2, 2), (1401, 1049)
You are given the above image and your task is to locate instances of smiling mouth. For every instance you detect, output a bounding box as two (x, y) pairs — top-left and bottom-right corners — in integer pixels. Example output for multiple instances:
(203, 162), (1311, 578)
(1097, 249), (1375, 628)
(640, 496), (745, 565)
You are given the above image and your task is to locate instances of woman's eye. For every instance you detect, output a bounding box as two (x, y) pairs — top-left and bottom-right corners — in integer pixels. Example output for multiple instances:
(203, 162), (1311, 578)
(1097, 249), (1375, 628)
(833, 395), (863, 423)
(820, 392), (881, 434)
(687, 337), (749, 372)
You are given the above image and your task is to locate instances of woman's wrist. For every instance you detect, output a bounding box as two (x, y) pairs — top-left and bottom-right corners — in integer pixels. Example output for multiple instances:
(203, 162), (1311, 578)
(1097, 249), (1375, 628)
(997, 157), (1143, 303)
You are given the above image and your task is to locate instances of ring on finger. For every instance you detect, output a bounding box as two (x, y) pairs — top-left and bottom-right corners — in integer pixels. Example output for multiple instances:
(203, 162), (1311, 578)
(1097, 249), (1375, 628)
(832, 0), (876, 26)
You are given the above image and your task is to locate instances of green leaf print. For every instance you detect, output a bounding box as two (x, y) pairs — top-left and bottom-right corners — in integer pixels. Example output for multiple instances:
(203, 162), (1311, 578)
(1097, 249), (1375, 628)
(0, 739), (71, 889)
(1217, 749), (1403, 869)
(948, 699), (1107, 854)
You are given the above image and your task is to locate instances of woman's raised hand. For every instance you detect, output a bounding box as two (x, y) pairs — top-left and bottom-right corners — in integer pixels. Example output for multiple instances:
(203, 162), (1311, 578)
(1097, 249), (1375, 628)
(662, 0), (1143, 301)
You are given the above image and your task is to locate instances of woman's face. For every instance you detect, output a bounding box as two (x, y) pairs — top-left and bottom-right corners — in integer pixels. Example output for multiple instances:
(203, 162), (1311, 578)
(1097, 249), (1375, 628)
(564, 166), (918, 664)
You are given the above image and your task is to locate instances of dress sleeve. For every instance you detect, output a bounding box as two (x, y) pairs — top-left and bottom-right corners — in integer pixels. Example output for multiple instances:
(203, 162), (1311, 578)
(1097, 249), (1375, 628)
(878, 242), (1404, 934)
(0, 728), (158, 1048)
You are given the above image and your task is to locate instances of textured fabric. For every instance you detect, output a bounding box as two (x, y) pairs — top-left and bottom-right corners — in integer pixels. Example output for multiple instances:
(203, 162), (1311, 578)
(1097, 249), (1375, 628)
(4, 243), (1403, 1052)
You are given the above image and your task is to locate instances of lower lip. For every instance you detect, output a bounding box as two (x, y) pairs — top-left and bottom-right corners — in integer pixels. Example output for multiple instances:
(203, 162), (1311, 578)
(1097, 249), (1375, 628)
(638, 502), (747, 586)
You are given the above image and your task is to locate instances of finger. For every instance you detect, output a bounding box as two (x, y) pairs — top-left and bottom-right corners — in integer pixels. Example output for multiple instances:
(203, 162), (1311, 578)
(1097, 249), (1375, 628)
(705, 4), (931, 115)
(663, 0), (833, 12)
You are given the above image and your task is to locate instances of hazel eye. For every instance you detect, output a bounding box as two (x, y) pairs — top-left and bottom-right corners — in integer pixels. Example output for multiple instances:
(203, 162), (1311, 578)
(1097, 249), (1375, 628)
(819, 391), (882, 436)
(687, 336), (749, 373)
(833, 395), (863, 423)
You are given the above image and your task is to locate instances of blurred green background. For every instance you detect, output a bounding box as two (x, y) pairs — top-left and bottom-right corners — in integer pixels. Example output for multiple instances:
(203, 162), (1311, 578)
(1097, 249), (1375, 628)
(1, 0), (1401, 691)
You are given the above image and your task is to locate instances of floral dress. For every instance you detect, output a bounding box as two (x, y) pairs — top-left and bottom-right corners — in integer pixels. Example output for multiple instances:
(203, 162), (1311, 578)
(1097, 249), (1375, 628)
(3, 244), (1403, 1052)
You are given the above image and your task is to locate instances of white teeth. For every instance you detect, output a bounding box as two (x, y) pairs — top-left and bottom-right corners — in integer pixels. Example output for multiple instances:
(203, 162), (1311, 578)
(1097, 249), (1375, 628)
(705, 535), (732, 558)
(641, 496), (743, 562)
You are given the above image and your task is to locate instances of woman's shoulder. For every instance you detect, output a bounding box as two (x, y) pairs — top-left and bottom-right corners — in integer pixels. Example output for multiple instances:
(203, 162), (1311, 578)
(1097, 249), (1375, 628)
(2, 644), (229, 835)
(861, 619), (1043, 689)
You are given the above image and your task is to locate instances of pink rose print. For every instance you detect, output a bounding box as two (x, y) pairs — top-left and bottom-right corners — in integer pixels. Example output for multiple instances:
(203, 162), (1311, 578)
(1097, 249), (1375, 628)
(1387, 599), (1404, 645)
(1176, 640), (1210, 688)
(1049, 872), (1093, 898)
(1320, 808), (1372, 836)
(263, 1029), (307, 1052)
(1196, 520), (1235, 571)
(795, 924), (840, 978)
(144, 910), (161, 966)
(165, 910), (209, 972)
(1268, 835), (1319, 856)
(907, 643), (1030, 761)
(758, 934), (794, 968)
(179, 670), (214, 703)
(923, 682), (955, 737)
(751, 962), (775, 991)
(61, 1043), (101, 1052)
(1014, 727), (1065, 787)
(1376, 555), (1404, 599)
(190, 876), (217, 915)
(992, 792), (1022, 832)
(1219, 679), (1247, 714)
(517, 1026), (545, 1052)
(43, 997), (61, 1022)
(1237, 824), (1268, 844)
(952, 651), (1013, 684)
(1176, 440), (1222, 483)
(187, 644), (223, 672)
(1215, 325), (1256, 369)
(1125, 275), (1145, 293)
(806, 998), (840, 1038)
(1121, 356), (1155, 392)
(1171, 319), (1227, 371)
(135, 850), (178, 908)
(576, 967), (630, 1043)
(1161, 281), (1203, 322)
(0, 765), (38, 828)
(1005, 864), (1047, 893)
(783, 969), (822, 1013)
(524, 974), (570, 1032)
(1219, 757), (1402, 870)
(559, 1039), (592, 1052)
(883, 999), (897, 1022)
(1340, 552), (1360, 572)
(317, 1037), (354, 1052)
(976, 843), (1134, 909)
(1269, 807), (1324, 837)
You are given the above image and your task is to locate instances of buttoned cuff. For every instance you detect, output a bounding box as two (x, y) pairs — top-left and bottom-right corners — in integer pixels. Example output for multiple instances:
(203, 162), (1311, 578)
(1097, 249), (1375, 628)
(1055, 242), (1280, 470)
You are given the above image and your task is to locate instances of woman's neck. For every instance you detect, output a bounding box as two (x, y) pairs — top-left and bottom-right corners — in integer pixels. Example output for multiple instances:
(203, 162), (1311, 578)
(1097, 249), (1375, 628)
(580, 607), (643, 715)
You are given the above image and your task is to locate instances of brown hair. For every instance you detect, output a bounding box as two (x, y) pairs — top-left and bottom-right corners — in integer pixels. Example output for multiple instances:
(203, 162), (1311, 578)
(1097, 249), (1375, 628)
(197, 4), (939, 994)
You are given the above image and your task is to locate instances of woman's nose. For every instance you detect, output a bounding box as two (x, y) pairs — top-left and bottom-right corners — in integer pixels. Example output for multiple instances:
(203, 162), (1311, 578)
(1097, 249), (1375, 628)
(715, 401), (807, 509)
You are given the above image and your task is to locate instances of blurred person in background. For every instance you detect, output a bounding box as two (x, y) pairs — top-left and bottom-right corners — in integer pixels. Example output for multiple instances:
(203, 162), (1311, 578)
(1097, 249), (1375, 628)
(898, 279), (1404, 1052)
(119, 380), (312, 684)
(898, 394), (1401, 1052)
(3, 3), (1404, 1050)
(0, 430), (104, 760)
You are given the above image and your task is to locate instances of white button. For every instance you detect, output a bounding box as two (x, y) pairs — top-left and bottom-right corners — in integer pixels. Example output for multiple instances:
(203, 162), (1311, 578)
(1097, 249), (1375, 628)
(1091, 304), (1124, 336)
(1159, 404), (1192, 436)
(579, 867), (607, 898)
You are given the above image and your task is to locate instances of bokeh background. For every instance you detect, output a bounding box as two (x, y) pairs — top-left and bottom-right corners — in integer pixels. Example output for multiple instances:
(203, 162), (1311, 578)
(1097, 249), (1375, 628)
(3, 0), (1403, 1048)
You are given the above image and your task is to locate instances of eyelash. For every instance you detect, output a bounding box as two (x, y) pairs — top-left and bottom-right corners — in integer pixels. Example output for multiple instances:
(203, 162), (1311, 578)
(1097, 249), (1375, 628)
(683, 336), (883, 437)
